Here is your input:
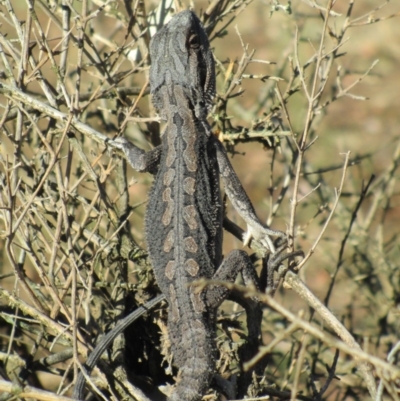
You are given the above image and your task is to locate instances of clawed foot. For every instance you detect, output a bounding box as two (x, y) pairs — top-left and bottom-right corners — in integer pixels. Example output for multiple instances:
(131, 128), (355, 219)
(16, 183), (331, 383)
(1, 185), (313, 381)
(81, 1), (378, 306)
(243, 222), (286, 253)
(265, 245), (304, 295)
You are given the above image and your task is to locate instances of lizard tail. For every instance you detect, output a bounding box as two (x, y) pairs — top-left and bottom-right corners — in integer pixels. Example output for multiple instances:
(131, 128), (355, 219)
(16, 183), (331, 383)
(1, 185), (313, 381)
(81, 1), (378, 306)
(168, 360), (214, 401)
(168, 320), (216, 401)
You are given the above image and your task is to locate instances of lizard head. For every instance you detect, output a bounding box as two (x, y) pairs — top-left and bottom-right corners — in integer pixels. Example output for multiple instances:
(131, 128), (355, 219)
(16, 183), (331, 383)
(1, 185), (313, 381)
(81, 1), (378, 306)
(149, 10), (216, 118)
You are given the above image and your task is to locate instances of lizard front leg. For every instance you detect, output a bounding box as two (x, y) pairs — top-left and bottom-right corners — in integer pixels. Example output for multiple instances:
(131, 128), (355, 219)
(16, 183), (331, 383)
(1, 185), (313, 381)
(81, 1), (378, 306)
(213, 137), (285, 253)
(110, 137), (162, 174)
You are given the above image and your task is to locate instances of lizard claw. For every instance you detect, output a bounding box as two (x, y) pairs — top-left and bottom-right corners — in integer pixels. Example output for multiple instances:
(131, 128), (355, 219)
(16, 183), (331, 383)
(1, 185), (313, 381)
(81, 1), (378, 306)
(243, 230), (253, 247)
(243, 223), (285, 253)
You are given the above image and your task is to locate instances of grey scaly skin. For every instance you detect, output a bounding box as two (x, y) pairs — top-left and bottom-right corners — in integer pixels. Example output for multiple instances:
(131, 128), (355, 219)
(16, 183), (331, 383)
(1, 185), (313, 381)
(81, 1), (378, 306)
(75, 10), (286, 401)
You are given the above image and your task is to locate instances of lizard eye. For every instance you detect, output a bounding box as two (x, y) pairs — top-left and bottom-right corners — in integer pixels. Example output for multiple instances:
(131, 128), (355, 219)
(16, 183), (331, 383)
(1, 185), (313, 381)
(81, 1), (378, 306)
(188, 32), (200, 49)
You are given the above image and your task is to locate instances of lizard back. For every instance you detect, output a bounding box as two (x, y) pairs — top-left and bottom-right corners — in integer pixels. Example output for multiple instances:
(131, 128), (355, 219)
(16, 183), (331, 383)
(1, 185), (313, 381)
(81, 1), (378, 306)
(145, 10), (222, 400)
